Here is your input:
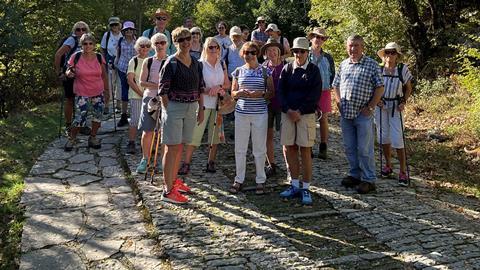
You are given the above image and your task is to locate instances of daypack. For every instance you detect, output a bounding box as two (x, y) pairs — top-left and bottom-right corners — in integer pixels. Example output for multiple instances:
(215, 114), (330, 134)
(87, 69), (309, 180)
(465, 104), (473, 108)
(58, 35), (79, 71)
(145, 57), (165, 82)
(68, 52), (103, 75)
(380, 63), (405, 85)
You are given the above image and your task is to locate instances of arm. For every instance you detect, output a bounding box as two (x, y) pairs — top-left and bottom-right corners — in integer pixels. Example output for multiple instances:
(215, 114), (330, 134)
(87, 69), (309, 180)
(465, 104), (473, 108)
(101, 59), (110, 103)
(264, 76), (275, 99)
(54, 45), (71, 75)
(222, 62), (231, 91)
(361, 85), (384, 116)
(127, 72), (143, 97)
(139, 60), (159, 89)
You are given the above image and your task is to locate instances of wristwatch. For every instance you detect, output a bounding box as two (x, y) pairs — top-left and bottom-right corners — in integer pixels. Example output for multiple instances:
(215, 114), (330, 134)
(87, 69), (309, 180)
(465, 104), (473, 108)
(368, 106), (374, 111)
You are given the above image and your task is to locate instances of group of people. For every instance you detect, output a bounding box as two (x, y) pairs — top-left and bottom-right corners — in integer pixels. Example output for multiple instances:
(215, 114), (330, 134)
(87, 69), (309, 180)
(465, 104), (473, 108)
(54, 9), (413, 205)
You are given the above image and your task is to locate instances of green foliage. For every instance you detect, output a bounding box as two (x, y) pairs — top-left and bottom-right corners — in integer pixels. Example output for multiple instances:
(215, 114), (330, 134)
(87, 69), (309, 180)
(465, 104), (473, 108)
(415, 77), (453, 98)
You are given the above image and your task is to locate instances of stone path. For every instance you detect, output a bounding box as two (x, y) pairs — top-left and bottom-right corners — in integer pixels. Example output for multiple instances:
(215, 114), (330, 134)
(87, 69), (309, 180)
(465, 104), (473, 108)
(19, 116), (480, 269)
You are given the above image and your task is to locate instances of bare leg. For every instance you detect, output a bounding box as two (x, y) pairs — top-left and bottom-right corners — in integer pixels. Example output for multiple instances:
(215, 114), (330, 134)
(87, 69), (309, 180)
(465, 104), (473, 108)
(382, 144), (392, 168)
(397, 148), (407, 174)
(163, 144), (181, 192)
(128, 126), (137, 142)
(184, 145), (196, 164)
(300, 147), (312, 182)
(320, 113), (329, 144)
(285, 145), (300, 179)
(173, 144), (184, 180)
(91, 121), (100, 136)
(208, 144), (218, 162)
(141, 131), (154, 160)
(121, 101), (128, 114)
(65, 97), (74, 125)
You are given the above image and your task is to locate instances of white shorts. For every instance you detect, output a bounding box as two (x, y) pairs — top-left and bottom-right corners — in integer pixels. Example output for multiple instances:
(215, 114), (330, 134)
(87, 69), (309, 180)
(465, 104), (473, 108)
(374, 107), (404, 149)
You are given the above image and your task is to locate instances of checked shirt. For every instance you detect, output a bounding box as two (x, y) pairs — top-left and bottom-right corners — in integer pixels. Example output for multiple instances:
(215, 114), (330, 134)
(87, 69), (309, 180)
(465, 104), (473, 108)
(333, 56), (383, 119)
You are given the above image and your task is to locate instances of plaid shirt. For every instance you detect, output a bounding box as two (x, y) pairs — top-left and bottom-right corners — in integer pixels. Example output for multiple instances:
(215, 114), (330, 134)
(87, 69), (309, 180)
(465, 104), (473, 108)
(333, 56), (383, 119)
(251, 29), (269, 43)
(116, 38), (136, 73)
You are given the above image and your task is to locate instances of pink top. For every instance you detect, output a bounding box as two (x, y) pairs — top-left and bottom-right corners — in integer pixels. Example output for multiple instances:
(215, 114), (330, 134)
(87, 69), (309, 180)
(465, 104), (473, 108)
(68, 53), (106, 97)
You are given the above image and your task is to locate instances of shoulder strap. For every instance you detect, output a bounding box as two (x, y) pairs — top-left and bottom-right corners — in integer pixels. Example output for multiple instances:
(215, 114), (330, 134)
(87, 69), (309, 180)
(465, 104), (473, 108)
(148, 28), (154, 38)
(146, 57), (154, 82)
(117, 37), (124, 59)
(70, 36), (79, 57)
(133, 56), (139, 71)
(262, 66), (267, 91)
(105, 31), (111, 51)
(73, 52), (82, 66)
(224, 46), (230, 67)
(397, 63), (404, 84)
(96, 53), (103, 65)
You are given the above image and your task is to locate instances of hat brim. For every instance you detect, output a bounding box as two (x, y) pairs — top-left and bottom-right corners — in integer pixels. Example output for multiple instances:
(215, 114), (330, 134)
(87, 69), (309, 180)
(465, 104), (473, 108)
(377, 48), (402, 59)
(122, 27), (136, 31)
(307, 32), (328, 40)
(261, 42), (284, 56)
(291, 45), (310, 51)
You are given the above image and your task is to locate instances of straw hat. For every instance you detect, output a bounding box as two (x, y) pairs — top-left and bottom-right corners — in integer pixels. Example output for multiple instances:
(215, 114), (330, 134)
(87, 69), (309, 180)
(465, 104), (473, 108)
(154, 8), (170, 20)
(291, 37), (309, 51)
(229, 26), (242, 39)
(121, 21), (136, 31)
(261, 37), (284, 56)
(307, 27), (328, 40)
(256, 16), (266, 23)
(377, 42), (402, 58)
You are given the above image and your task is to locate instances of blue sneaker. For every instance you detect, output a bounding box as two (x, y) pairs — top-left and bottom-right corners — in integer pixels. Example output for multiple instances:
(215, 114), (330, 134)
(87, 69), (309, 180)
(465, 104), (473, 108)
(280, 185), (300, 199)
(136, 159), (147, 174)
(301, 189), (313, 205)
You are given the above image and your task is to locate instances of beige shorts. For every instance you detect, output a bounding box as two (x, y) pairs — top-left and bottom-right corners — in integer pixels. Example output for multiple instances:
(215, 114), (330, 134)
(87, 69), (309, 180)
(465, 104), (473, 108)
(280, 113), (316, 147)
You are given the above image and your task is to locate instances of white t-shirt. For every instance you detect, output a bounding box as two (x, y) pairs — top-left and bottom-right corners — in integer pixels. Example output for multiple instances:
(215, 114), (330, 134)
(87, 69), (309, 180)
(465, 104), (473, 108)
(100, 31), (123, 57)
(201, 60), (225, 109)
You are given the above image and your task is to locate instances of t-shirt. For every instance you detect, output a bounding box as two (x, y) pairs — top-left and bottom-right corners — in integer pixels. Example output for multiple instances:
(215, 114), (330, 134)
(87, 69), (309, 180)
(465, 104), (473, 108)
(141, 28), (176, 56)
(61, 35), (82, 70)
(127, 57), (146, 100)
(141, 57), (165, 98)
(225, 44), (245, 77)
(201, 60), (225, 109)
(67, 53), (106, 97)
(215, 35), (232, 59)
(231, 65), (272, 114)
(251, 29), (268, 43)
(100, 31), (123, 59)
(262, 60), (284, 111)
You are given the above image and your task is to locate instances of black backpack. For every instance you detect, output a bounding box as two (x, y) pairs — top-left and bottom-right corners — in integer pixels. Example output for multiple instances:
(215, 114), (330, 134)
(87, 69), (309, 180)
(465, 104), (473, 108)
(58, 35), (79, 71)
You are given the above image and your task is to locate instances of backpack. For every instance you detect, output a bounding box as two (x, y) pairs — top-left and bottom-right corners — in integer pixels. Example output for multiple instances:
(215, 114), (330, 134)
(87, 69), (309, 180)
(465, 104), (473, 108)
(145, 57), (165, 82)
(59, 35), (79, 71)
(380, 63), (405, 85)
(73, 52), (103, 66)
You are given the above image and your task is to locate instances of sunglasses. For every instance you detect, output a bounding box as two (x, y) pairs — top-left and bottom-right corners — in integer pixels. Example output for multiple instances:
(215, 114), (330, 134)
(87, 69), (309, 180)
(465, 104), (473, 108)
(110, 23), (120, 27)
(384, 50), (397, 55)
(208, 45), (220, 50)
(217, 26), (225, 30)
(292, 49), (307, 54)
(244, 50), (257, 56)
(154, 41), (167, 46)
(75, 27), (87, 32)
(83, 42), (94, 46)
(176, 36), (192, 43)
(192, 32), (201, 36)
(140, 44), (151, 48)
(258, 20), (265, 23)
(313, 35), (328, 41)
(156, 16), (168, 21)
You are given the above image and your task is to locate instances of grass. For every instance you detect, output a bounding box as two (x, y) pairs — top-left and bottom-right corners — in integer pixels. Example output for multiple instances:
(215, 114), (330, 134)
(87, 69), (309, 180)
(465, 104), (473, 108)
(0, 102), (59, 269)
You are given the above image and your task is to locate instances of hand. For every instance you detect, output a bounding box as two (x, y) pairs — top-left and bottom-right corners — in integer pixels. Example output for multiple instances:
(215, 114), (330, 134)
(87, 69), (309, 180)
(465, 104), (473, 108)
(160, 95), (169, 110)
(66, 68), (75, 78)
(197, 108), (204, 125)
(398, 102), (405, 112)
(377, 101), (384, 108)
(361, 106), (374, 116)
(287, 109), (301, 122)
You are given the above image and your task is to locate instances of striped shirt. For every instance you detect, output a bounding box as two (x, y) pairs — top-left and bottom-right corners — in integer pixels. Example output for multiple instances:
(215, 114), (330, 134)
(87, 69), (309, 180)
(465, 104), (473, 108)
(232, 65), (272, 115)
(381, 64), (413, 108)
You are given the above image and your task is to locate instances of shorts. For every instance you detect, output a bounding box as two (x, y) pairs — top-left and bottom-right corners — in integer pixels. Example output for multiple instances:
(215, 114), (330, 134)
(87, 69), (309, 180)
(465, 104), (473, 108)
(316, 90), (332, 113)
(268, 108), (281, 131)
(117, 70), (129, 102)
(280, 113), (316, 147)
(161, 101), (198, 145)
(63, 77), (75, 98)
(138, 96), (158, 132)
(189, 108), (222, 147)
(375, 107), (404, 149)
(73, 95), (104, 127)
(129, 98), (142, 127)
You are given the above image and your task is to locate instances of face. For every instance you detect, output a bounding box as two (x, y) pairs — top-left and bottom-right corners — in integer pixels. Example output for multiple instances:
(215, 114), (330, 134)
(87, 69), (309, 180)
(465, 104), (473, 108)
(191, 31), (201, 41)
(153, 39), (167, 53)
(311, 34), (328, 48)
(124, 28), (135, 37)
(176, 33), (192, 52)
(232, 34), (242, 43)
(110, 23), (121, 33)
(347, 39), (364, 60)
(242, 47), (258, 63)
(293, 48), (308, 64)
(266, 46), (279, 61)
(82, 40), (95, 53)
(242, 30), (249, 41)
(184, 19), (193, 28)
(138, 43), (151, 56)
(155, 16), (168, 29)
(217, 23), (226, 35)
(74, 25), (88, 37)
(384, 49), (398, 63)
(207, 42), (220, 58)
(257, 20), (266, 30)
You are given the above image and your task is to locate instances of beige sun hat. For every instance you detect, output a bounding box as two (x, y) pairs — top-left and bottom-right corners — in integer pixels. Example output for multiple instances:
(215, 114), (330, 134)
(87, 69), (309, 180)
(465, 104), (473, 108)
(261, 37), (284, 56)
(265, 23), (280, 33)
(307, 27), (328, 40)
(377, 42), (403, 58)
(291, 37), (309, 51)
(108, 17), (121, 25)
(229, 26), (242, 39)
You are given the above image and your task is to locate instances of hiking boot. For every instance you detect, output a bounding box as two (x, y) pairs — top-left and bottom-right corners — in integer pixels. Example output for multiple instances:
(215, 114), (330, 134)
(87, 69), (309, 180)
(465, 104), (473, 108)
(88, 136), (101, 149)
(265, 163), (277, 178)
(280, 185), (301, 199)
(136, 158), (147, 174)
(398, 172), (409, 187)
(357, 181), (376, 194)
(161, 187), (188, 204)
(341, 176), (361, 188)
(79, 126), (91, 136)
(301, 189), (313, 205)
(117, 113), (128, 127)
(178, 162), (190, 175)
(174, 178), (191, 193)
(206, 160), (216, 173)
(127, 141), (136, 154)
(381, 166), (393, 178)
(318, 143), (327, 160)
(64, 138), (75, 152)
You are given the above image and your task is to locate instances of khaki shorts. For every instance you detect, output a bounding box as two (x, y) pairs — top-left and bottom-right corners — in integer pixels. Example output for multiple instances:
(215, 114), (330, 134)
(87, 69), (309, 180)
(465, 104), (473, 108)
(161, 101), (198, 145)
(189, 108), (222, 147)
(280, 113), (316, 147)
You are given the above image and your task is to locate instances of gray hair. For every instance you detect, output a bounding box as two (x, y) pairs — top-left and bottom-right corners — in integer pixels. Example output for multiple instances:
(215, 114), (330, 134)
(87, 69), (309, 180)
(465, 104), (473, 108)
(79, 33), (96, 44)
(71, 21), (90, 34)
(151, 33), (168, 45)
(135, 36), (151, 52)
(346, 34), (364, 46)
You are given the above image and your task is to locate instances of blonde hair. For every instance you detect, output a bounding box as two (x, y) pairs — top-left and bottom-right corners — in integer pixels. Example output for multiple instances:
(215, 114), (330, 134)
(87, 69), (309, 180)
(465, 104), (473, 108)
(71, 21), (90, 34)
(200, 37), (221, 63)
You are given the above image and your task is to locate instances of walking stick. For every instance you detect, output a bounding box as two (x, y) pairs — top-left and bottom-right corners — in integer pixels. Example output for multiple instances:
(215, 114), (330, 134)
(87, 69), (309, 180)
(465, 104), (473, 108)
(208, 94), (222, 164)
(58, 85), (65, 138)
(379, 106), (383, 177)
(108, 66), (117, 131)
(399, 110), (410, 186)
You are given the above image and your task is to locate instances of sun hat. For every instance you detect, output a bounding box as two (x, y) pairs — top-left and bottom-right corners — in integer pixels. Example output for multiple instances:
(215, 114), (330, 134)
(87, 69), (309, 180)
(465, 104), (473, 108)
(307, 27), (328, 40)
(265, 23), (280, 33)
(154, 8), (170, 20)
(256, 16), (266, 23)
(377, 42), (402, 58)
(108, 17), (121, 25)
(291, 37), (310, 51)
(261, 37), (284, 56)
(229, 26), (242, 39)
(218, 94), (235, 115)
(121, 21), (136, 31)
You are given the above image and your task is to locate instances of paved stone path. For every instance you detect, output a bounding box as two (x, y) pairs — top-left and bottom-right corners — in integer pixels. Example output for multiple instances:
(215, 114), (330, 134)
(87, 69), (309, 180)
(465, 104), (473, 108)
(19, 117), (480, 269)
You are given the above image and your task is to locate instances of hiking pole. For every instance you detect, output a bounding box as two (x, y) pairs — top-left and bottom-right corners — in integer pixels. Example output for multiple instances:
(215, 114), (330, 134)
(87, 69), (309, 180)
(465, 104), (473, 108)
(379, 106), (383, 177)
(108, 65), (117, 131)
(399, 110), (410, 186)
(148, 101), (163, 184)
(208, 94), (222, 165)
(58, 84), (65, 138)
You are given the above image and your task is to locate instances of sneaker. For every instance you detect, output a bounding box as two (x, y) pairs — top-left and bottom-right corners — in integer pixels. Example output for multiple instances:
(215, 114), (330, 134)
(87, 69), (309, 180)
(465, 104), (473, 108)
(174, 178), (191, 193)
(88, 136), (101, 149)
(206, 160), (216, 173)
(79, 126), (91, 136)
(161, 187), (188, 204)
(318, 143), (327, 160)
(127, 141), (136, 154)
(117, 113), (128, 127)
(178, 162), (190, 175)
(265, 163), (277, 178)
(64, 138), (75, 152)
(381, 166), (393, 178)
(341, 176), (361, 188)
(136, 158), (147, 174)
(301, 189), (313, 205)
(280, 185), (301, 199)
(398, 172), (409, 187)
(357, 181), (376, 194)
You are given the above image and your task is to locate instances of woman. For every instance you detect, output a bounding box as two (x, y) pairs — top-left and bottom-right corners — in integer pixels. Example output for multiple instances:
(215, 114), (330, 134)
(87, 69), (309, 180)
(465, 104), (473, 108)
(225, 26), (245, 78)
(159, 27), (205, 204)
(189, 27), (203, 60)
(116, 21), (137, 128)
(240, 24), (250, 42)
(260, 38), (285, 178)
(375, 42), (413, 186)
(54, 21), (90, 135)
(179, 37), (230, 175)
(229, 42), (274, 195)
(136, 33), (168, 173)
(64, 33), (109, 151)
(265, 23), (291, 58)
(214, 21), (232, 59)
(125, 37), (151, 154)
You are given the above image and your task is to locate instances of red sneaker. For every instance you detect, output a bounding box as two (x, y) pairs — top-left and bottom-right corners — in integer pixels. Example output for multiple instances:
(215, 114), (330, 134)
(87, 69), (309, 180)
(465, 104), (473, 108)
(174, 178), (191, 193)
(161, 187), (189, 204)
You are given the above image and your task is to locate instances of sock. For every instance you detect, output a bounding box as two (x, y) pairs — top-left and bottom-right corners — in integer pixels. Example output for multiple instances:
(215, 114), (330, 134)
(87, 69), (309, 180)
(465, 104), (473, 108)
(302, 181), (310, 190)
(320, 142), (327, 150)
(291, 179), (300, 188)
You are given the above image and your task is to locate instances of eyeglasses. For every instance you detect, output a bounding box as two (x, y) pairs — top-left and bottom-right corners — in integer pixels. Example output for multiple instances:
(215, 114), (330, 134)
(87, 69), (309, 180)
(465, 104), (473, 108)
(176, 36), (192, 43)
(154, 41), (167, 46)
(75, 27), (87, 32)
(258, 20), (265, 24)
(313, 35), (328, 41)
(140, 44), (151, 48)
(156, 16), (168, 21)
(292, 49), (307, 54)
(384, 50), (397, 55)
(208, 45), (220, 50)
(244, 50), (257, 56)
(110, 23), (120, 27)
(192, 32), (201, 36)
(83, 42), (94, 46)
(217, 26), (225, 30)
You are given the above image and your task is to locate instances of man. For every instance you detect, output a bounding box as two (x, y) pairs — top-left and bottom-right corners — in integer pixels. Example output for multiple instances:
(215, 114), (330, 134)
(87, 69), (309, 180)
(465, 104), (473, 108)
(307, 27), (335, 159)
(251, 16), (268, 47)
(278, 37), (322, 205)
(265, 23), (290, 58)
(142, 8), (175, 56)
(183, 17), (194, 29)
(332, 35), (384, 194)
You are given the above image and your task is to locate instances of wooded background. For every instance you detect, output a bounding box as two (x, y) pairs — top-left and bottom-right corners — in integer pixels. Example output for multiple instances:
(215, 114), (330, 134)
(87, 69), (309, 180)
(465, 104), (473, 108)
(0, 0), (479, 125)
